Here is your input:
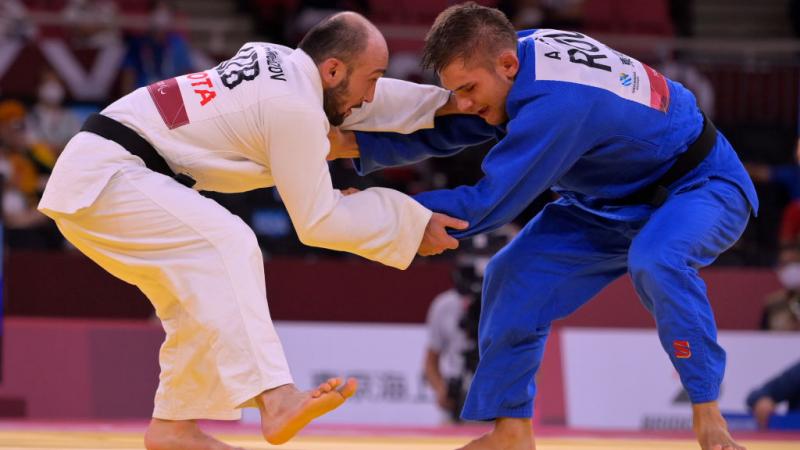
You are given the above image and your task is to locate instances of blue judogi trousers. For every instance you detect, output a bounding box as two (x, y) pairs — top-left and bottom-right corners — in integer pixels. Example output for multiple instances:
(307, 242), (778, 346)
(462, 178), (751, 421)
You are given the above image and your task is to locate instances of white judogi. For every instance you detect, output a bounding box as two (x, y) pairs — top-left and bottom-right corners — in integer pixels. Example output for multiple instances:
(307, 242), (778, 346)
(39, 43), (449, 420)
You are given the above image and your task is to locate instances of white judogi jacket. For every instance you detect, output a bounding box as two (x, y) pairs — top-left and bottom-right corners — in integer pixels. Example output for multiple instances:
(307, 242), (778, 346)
(40, 43), (450, 269)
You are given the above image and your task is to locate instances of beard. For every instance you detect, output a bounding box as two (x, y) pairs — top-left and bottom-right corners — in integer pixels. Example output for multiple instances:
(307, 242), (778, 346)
(323, 75), (351, 126)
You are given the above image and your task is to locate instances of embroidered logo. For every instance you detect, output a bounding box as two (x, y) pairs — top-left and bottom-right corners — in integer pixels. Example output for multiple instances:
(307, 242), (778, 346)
(619, 72), (632, 87)
(147, 77), (189, 129)
(673, 340), (691, 359)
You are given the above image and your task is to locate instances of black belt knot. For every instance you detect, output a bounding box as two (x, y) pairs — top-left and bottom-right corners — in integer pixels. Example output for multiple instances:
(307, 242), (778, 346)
(609, 112), (717, 207)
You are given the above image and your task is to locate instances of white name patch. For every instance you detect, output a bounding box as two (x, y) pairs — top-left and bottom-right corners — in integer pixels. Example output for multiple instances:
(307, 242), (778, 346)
(526, 30), (670, 112)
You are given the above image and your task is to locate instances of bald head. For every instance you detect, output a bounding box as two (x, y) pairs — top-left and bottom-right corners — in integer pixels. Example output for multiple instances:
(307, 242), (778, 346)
(298, 12), (387, 68)
(299, 12), (388, 126)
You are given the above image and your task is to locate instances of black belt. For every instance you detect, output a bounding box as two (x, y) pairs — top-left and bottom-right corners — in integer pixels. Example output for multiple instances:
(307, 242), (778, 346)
(80, 113), (196, 188)
(608, 113), (717, 207)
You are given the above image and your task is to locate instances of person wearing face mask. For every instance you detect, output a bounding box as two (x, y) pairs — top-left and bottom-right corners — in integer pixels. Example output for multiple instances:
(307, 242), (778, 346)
(37, 13), (467, 450)
(26, 70), (81, 155)
(762, 246), (800, 331)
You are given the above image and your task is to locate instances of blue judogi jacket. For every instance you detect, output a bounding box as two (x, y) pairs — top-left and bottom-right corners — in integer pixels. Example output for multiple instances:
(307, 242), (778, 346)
(353, 29), (758, 238)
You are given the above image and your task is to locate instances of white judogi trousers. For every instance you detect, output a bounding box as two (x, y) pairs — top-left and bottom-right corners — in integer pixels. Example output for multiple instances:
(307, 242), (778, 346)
(38, 59), (449, 419)
(44, 137), (292, 420)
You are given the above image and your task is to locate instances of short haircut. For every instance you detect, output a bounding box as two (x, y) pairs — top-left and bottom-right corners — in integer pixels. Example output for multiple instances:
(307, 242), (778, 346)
(422, 2), (518, 73)
(298, 13), (369, 67)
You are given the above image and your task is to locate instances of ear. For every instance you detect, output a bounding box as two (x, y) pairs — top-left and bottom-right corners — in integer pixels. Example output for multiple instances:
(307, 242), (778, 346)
(319, 57), (348, 88)
(497, 49), (519, 80)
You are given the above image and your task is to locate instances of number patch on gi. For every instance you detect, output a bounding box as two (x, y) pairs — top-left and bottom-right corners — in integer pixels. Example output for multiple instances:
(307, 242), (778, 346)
(216, 45), (261, 90)
(526, 30), (670, 112)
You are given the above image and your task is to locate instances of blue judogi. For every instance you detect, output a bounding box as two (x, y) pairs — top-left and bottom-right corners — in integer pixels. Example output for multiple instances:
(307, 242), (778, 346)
(354, 29), (759, 421)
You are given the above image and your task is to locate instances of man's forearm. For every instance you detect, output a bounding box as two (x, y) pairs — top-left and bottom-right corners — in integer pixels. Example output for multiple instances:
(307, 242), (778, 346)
(327, 128), (359, 160)
(424, 350), (447, 393)
(435, 93), (461, 116)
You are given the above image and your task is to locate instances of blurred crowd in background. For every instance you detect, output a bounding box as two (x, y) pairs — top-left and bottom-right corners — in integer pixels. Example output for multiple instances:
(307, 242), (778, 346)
(3, 1), (800, 328)
(0, 0), (797, 256)
(2, 0), (800, 427)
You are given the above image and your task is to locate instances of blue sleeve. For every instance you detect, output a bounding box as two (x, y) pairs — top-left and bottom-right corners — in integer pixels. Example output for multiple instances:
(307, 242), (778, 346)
(747, 360), (800, 408)
(413, 98), (590, 239)
(352, 115), (497, 175)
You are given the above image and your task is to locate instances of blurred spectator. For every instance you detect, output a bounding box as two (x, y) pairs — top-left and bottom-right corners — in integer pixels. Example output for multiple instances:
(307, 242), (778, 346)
(658, 49), (715, 119)
(779, 200), (800, 247)
(0, 100), (61, 249)
(747, 139), (800, 249)
(424, 285), (471, 422)
(746, 360), (800, 429)
(26, 69), (82, 155)
(424, 226), (516, 422)
(744, 161), (800, 201)
(0, 0), (36, 43)
(120, 1), (195, 93)
(62, 0), (120, 48)
(760, 245), (800, 331)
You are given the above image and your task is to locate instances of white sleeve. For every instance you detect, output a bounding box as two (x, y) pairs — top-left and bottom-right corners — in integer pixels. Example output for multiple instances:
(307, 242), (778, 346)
(268, 103), (433, 269)
(340, 78), (450, 133)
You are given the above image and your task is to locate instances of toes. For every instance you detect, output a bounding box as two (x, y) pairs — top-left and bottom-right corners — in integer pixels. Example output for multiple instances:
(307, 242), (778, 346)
(337, 377), (358, 399)
(308, 377), (355, 400)
(311, 377), (344, 398)
(326, 377), (342, 389)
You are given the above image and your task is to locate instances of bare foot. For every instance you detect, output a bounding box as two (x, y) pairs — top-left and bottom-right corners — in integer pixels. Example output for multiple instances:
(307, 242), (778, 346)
(457, 417), (535, 450)
(144, 419), (244, 450)
(258, 377), (358, 445)
(693, 402), (746, 450)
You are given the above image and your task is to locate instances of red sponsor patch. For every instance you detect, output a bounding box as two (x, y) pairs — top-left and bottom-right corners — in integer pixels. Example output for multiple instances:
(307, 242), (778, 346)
(147, 77), (189, 130)
(643, 63), (670, 113)
(673, 340), (691, 359)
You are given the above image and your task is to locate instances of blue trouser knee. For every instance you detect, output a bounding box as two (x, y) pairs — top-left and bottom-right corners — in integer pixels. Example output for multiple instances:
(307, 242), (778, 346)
(462, 179), (751, 421)
(462, 201), (630, 420)
(628, 179), (751, 403)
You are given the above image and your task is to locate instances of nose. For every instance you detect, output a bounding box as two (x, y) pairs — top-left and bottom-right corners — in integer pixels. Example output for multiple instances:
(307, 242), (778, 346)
(364, 83), (377, 103)
(456, 96), (474, 112)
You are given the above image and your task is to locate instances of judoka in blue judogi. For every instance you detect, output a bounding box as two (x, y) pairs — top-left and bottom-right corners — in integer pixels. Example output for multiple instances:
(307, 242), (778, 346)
(349, 28), (758, 423)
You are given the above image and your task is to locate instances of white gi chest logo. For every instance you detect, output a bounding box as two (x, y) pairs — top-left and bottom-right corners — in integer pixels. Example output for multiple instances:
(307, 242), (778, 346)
(526, 30), (670, 112)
